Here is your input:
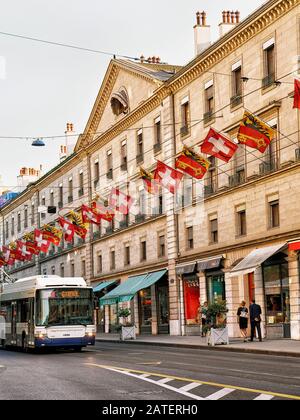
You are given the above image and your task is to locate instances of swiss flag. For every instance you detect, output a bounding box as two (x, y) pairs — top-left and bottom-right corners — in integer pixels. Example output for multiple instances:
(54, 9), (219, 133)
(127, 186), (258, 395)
(154, 161), (183, 194)
(58, 217), (75, 242)
(92, 201), (115, 222)
(294, 79), (300, 109)
(17, 241), (32, 261)
(2, 246), (14, 265)
(34, 229), (50, 253)
(81, 205), (102, 225)
(201, 128), (238, 163)
(26, 241), (40, 256)
(109, 188), (133, 215)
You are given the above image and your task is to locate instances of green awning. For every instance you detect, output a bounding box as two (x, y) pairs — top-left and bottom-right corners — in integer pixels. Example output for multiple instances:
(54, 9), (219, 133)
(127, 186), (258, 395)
(93, 280), (118, 293)
(100, 269), (167, 306)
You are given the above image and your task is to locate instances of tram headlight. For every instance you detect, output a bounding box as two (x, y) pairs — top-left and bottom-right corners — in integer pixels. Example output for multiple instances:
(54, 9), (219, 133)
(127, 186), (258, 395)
(86, 332), (95, 337)
(35, 333), (47, 339)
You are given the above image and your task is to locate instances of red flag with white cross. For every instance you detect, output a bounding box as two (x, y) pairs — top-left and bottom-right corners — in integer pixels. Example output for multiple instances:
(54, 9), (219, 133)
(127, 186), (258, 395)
(109, 188), (133, 215)
(81, 204), (102, 225)
(58, 217), (75, 242)
(16, 240), (33, 261)
(34, 229), (51, 253)
(201, 128), (238, 163)
(91, 201), (115, 222)
(154, 161), (183, 194)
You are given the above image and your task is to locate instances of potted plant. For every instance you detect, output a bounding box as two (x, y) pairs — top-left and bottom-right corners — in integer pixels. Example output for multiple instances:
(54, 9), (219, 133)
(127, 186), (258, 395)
(206, 300), (229, 347)
(118, 308), (136, 341)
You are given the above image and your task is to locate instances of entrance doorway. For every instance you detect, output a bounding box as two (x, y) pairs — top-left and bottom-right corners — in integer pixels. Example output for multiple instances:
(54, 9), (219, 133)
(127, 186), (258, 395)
(156, 277), (169, 334)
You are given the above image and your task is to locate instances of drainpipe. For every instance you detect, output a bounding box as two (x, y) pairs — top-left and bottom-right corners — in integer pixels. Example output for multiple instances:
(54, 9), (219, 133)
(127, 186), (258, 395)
(86, 148), (95, 285)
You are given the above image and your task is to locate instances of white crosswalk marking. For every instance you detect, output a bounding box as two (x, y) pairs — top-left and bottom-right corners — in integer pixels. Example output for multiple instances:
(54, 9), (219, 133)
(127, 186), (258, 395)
(254, 394), (275, 400)
(206, 388), (235, 400)
(157, 377), (173, 384)
(140, 374), (150, 378)
(179, 382), (201, 392)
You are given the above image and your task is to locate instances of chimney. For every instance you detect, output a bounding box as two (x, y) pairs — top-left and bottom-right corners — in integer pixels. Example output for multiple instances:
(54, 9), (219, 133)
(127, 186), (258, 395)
(219, 10), (240, 37)
(194, 11), (211, 56)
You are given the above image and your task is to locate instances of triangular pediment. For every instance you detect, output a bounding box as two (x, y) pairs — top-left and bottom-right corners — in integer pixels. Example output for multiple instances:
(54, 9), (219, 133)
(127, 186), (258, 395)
(75, 59), (181, 151)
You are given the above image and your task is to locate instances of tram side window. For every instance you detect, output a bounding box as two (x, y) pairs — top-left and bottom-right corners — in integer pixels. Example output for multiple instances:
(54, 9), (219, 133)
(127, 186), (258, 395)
(18, 300), (29, 323)
(0, 303), (11, 322)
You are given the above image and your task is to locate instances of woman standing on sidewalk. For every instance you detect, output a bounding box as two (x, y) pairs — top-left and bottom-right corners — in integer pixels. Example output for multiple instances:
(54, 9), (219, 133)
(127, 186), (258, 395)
(237, 301), (249, 342)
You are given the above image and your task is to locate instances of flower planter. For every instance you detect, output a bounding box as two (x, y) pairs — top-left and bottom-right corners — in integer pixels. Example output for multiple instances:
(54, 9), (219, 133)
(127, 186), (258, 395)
(207, 327), (229, 346)
(120, 326), (136, 341)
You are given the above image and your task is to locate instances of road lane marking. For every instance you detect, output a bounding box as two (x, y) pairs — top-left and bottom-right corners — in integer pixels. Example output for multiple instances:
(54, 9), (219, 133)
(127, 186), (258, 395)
(179, 382), (201, 392)
(140, 374), (150, 378)
(157, 378), (173, 384)
(85, 363), (300, 401)
(137, 362), (162, 366)
(101, 366), (205, 400)
(254, 394), (275, 400)
(206, 388), (235, 400)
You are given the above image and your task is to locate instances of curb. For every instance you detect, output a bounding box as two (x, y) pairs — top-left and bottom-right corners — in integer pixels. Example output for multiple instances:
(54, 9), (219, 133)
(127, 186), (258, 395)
(96, 339), (300, 358)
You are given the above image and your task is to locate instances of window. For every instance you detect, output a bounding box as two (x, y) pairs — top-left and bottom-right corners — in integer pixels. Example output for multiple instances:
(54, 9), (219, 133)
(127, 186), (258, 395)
(182, 177), (193, 207)
(269, 200), (280, 228)
(41, 196), (46, 220)
(98, 254), (103, 273)
(231, 63), (242, 108)
(94, 160), (100, 182)
(17, 213), (21, 232)
(137, 129), (143, 160)
(110, 250), (116, 270)
(11, 217), (15, 236)
(68, 178), (73, 202)
(204, 81), (214, 123)
(205, 157), (217, 195)
(141, 240), (147, 262)
(121, 140), (127, 168)
(31, 204), (35, 225)
(210, 218), (218, 244)
(263, 40), (275, 87)
(59, 185), (63, 207)
(124, 246), (130, 266)
(60, 264), (65, 278)
(51, 266), (55, 275)
(24, 207), (28, 229)
(81, 259), (86, 277)
(237, 208), (247, 237)
(158, 235), (165, 258)
(5, 221), (8, 239)
(79, 172), (84, 196)
(187, 227), (194, 250)
(181, 99), (190, 136)
(70, 260), (75, 277)
(154, 117), (161, 145)
(107, 150), (113, 179)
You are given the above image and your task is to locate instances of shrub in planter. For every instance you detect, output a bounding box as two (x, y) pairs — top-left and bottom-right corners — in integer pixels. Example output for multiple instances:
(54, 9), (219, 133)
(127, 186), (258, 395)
(118, 308), (136, 340)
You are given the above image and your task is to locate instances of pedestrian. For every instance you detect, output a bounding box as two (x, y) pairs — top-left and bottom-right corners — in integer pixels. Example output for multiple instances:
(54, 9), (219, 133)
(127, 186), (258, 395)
(200, 301), (209, 337)
(237, 301), (249, 342)
(249, 299), (262, 342)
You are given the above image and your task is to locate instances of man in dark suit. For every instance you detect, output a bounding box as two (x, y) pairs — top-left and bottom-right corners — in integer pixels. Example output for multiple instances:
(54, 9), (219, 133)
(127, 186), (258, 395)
(250, 299), (262, 342)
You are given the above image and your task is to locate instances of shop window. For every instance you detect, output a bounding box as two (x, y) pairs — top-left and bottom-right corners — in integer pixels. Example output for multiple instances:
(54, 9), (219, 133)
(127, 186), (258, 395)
(263, 262), (290, 325)
(139, 288), (152, 329)
(207, 274), (225, 303)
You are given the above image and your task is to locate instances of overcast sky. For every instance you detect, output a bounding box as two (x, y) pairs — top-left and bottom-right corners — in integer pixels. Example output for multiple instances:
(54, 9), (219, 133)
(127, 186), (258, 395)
(0, 0), (266, 187)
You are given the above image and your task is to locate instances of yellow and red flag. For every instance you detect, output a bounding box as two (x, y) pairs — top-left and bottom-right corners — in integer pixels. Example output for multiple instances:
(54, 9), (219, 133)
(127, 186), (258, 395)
(69, 211), (88, 240)
(176, 147), (211, 180)
(237, 111), (274, 153)
(41, 225), (62, 247)
(140, 167), (158, 194)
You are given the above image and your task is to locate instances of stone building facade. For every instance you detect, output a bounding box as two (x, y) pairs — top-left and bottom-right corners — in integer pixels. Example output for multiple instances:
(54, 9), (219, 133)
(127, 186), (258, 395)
(1, 0), (300, 339)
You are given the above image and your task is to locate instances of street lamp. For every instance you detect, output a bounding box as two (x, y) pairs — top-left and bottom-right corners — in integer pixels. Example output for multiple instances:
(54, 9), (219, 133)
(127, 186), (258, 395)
(31, 138), (45, 147)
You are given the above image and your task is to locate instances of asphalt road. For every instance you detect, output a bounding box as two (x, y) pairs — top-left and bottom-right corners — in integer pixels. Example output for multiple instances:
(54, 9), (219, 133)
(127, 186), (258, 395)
(0, 342), (300, 400)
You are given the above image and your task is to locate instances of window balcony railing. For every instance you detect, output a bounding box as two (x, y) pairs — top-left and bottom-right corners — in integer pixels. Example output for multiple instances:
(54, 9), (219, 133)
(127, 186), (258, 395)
(68, 195), (73, 203)
(230, 94), (243, 108)
(154, 143), (162, 154)
(136, 154), (144, 165)
(262, 73), (275, 89)
(135, 213), (145, 224)
(259, 159), (277, 175)
(180, 125), (189, 138)
(78, 188), (84, 197)
(106, 169), (113, 180)
(203, 111), (214, 125)
(121, 162), (128, 171)
(58, 201), (63, 209)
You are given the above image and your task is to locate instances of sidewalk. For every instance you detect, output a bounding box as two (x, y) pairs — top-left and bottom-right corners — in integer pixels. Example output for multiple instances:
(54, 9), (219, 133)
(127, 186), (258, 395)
(96, 333), (300, 357)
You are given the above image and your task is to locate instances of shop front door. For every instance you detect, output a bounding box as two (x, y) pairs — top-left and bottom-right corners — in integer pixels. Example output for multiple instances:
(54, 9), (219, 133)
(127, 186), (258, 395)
(157, 279), (169, 334)
(138, 288), (152, 335)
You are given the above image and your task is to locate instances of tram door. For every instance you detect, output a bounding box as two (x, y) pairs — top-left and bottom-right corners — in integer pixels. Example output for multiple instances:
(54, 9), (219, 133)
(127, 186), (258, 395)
(11, 302), (17, 345)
